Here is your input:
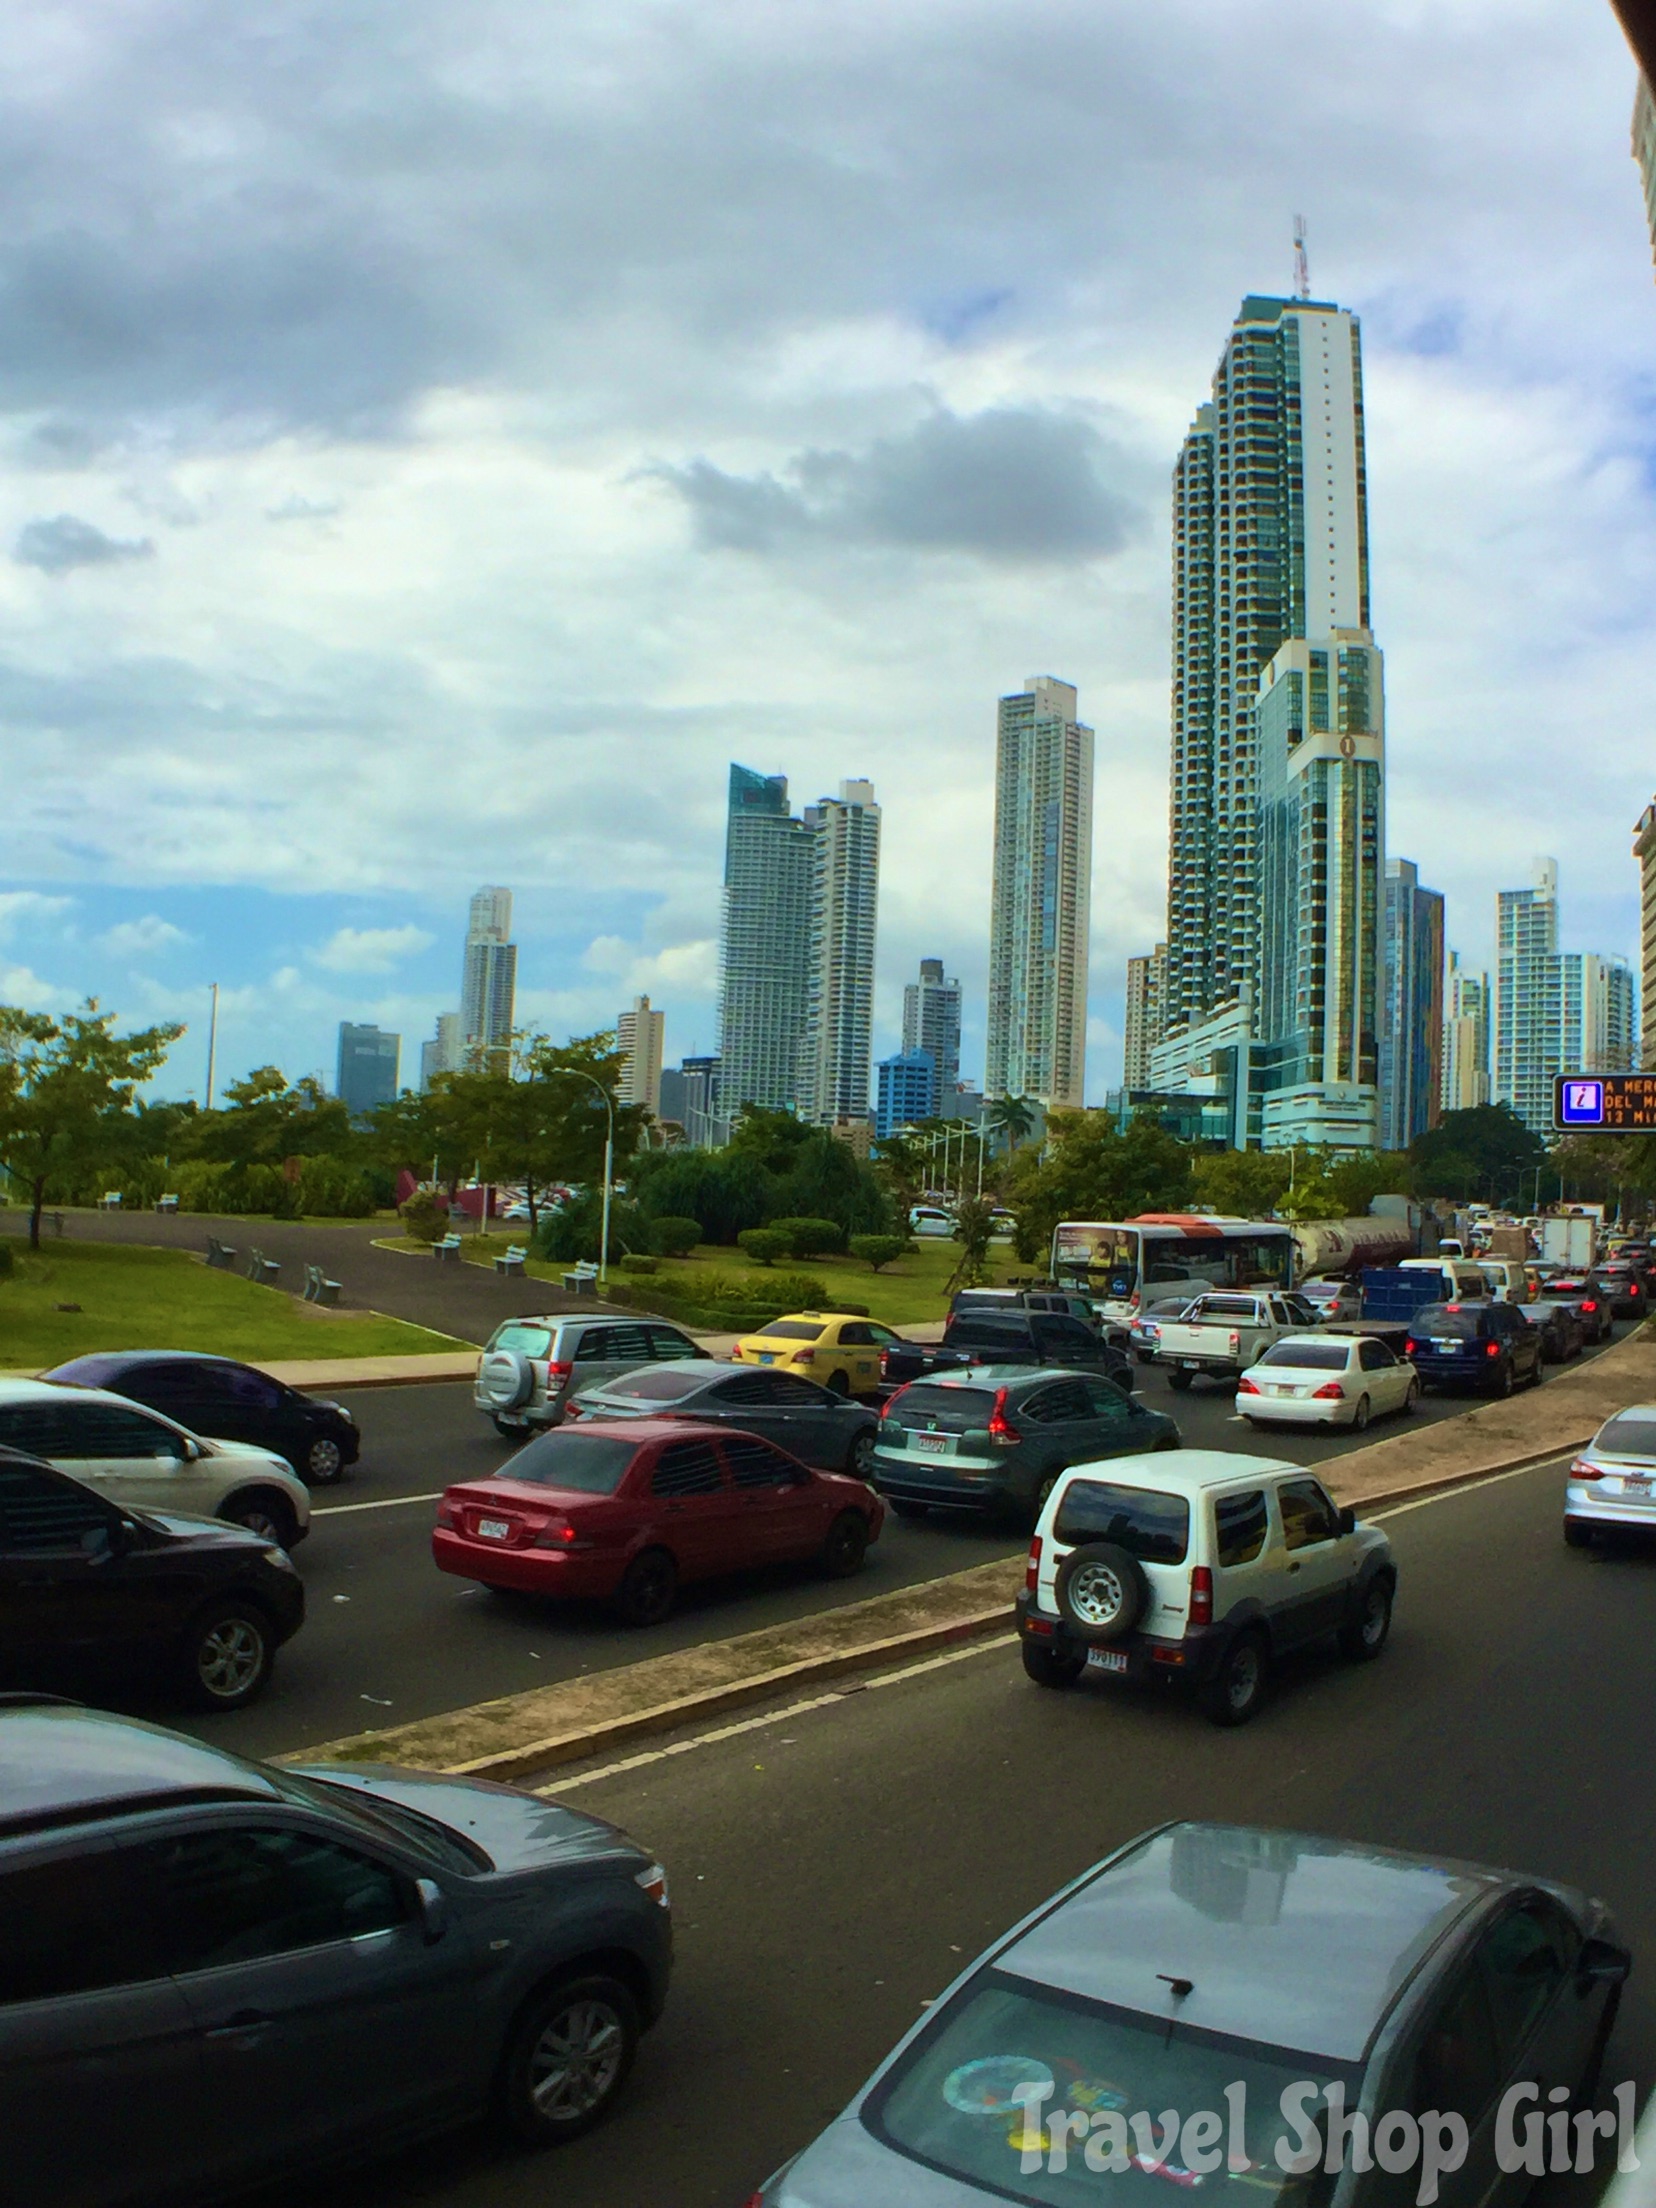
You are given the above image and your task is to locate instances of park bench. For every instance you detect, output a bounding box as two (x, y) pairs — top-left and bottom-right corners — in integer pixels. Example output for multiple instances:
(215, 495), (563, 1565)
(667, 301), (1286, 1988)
(246, 1247), (281, 1285)
(495, 1244), (528, 1277)
(303, 1262), (342, 1306)
(155, 1193), (180, 1214)
(433, 1235), (462, 1261)
(562, 1259), (599, 1294)
(205, 1235), (238, 1270)
(96, 1190), (123, 1210)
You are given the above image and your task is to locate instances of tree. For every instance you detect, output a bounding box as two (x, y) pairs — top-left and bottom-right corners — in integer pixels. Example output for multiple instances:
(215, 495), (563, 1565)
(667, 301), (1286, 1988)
(1191, 1149), (1292, 1218)
(946, 1197), (997, 1294)
(1408, 1105), (1545, 1206)
(0, 1003), (183, 1247)
(849, 1234), (908, 1272)
(1004, 1110), (1194, 1265)
(189, 1067), (354, 1167)
(986, 1094), (1037, 1155)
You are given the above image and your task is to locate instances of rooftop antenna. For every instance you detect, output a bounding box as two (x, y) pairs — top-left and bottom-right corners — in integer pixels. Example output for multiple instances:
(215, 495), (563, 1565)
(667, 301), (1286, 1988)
(1293, 215), (1310, 302)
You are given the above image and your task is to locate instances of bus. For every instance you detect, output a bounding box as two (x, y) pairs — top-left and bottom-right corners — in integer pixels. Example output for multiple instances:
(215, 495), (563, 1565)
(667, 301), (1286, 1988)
(1049, 1215), (1296, 1321)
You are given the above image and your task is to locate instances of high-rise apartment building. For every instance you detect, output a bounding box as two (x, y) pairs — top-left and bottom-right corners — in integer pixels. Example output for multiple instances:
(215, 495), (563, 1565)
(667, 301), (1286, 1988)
(798, 780), (881, 1126)
(902, 958), (962, 1098)
(876, 1050), (938, 1138)
(1558, 952), (1637, 1080)
(461, 886), (517, 1063)
(985, 677), (1093, 1108)
(1165, 294), (1385, 1152)
(1442, 953), (1491, 1112)
(1495, 859), (1637, 1134)
(419, 1010), (463, 1090)
(616, 994), (665, 1118)
(336, 1023), (400, 1117)
(1635, 75), (1656, 273)
(1379, 859), (1445, 1151)
(1637, 800), (1656, 1069)
(1122, 944), (1168, 1091)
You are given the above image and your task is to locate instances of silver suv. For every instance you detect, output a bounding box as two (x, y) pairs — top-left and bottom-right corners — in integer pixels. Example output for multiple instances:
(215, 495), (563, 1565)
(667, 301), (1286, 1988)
(474, 1314), (710, 1436)
(1016, 1447), (1396, 1724)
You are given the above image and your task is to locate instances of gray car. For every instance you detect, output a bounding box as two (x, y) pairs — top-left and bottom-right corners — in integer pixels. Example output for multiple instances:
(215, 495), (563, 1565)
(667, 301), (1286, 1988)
(0, 1700), (672, 2207)
(474, 1313), (710, 1436)
(570, 1362), (880, 1477)
(754, 1820), (1628, 2207)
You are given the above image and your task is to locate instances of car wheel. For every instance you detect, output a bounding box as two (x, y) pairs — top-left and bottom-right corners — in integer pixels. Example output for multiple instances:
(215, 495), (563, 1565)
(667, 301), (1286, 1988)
(493, 1416), (523, 1440)
(220, 1491), (298, 1550)
(1054, 1542), (1147, 1642)
(1200, 1632), (1269, 1727)
(1166, 1370), (1192, 1392)
(1564, 1519), (1596, 1549)
(889, 1498), (930, 1520)
(178, 1601), (274, 1711)
(498, 1973), (641, 2147)
(305, 1435), (345, 1484)
(1493, 1360), (1514, 1399)
(1526, 1353), (1544, 1388)
(826, 1369), (851, 1397)
(1338, 1576), (1393, 1661)
(1402, 1379), (1420, 1415)
(1350, 1394), (1371, 1432)
(613, 1548), (677, 1627)
(1022, 1639), (1085, 1689)
(821, 1510), (869, 1578)
(847, 1430), (876, 1480)
(1028, 1469), (1063, 1528)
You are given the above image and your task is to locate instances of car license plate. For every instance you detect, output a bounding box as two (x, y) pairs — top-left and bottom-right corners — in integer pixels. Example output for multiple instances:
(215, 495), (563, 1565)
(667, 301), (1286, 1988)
(476, 1517), (512, 1540)
(1623, 1474), (1652, 1494)
(914, 1433), (952, 1455)
(1430, 1339), (1459, 1352)
(757, 1353), (775, 1366)
(1086, 1647), (1129, 1674)
(1181, 1358), (1200, 1370)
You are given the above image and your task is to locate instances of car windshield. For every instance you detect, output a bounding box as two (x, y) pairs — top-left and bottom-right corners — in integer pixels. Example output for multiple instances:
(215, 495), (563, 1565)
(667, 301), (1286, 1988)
(270, 1770), (491, 1874)
(600, 1368), (709, 1402)
(866, 1970), (1351, 2208)
(1256, 1342), (1349, 1370)
(1411, 1306), (1481, 1338)
(491, 1323), (554, 1358)
(1053, 1480), (1188, 1564)
(887, 1385), (997, 1427)
(1593, 1415), (1656, 1462)
(755, 1320), (825, 1342)
(497, 1432), (636, 1492)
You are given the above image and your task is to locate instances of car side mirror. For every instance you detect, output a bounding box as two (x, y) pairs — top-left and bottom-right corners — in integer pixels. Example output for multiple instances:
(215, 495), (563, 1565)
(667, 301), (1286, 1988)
(413, 1877), (449, 1944)
(1577, 1936), (1631, 1990)
(1338, 1506), (1357, 1536)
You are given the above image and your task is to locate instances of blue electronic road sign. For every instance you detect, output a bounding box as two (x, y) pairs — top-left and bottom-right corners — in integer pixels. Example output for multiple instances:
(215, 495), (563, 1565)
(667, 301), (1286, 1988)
(1558, 1079), (1605, 1127)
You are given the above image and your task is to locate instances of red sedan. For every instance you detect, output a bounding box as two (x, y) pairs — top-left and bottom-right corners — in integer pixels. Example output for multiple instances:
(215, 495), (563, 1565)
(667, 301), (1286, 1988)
(433, 1418), (885, 1626)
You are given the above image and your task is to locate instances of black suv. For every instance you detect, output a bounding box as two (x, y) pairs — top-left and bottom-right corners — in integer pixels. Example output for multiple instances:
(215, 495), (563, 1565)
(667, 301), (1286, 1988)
(1403, 1300), (1544, 1395)
(0, 1701), (673, 2206)
(44, 1351), (361, 1485)
(882, 1309), (1134, 1391)
(0, 1449), (305, 1710)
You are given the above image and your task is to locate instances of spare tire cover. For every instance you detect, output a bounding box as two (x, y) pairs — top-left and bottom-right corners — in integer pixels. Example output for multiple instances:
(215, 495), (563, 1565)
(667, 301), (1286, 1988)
(1054, 1541), (1148, 1643)
(479, 1350), (536, 1411)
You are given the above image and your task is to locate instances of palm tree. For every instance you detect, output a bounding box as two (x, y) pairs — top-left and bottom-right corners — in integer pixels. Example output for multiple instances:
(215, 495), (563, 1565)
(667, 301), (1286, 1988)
(986, 1094), (1036, 1155)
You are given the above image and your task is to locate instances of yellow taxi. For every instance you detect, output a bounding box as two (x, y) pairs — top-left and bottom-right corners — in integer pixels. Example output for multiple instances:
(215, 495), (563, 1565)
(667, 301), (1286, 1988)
(731, 1311), (907, 1396)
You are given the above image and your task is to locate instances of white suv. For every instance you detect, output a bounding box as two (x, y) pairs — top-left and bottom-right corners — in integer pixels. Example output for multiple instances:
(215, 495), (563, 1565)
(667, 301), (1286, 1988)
(1016, 1449), (1395, 1725)
(473, 1313), (710, 1435)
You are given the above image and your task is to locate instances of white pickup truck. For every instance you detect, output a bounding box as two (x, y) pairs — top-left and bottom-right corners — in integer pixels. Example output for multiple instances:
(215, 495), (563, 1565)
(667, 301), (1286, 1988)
(1152, 1289), (1325, 1391)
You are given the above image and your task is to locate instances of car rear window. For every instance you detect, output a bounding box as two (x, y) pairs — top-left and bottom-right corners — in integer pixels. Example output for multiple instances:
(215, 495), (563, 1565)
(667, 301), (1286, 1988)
(946, 1316), (1026, 1345)
(1053, 1478), (1188, 1564)
(600, 1368), (709, 1402)
(491, 1323), (554, 1359)
(496, 1433), (636, 1492)
(754, 1320), (824, 1342)
(1411, 1306), (1483, 1338)
(37, 1356), (121, 1387)
(1593, 1415), (1656, 1461)
(1256, 1341), (1349, 1370)
(886, 1386), (996, 1429)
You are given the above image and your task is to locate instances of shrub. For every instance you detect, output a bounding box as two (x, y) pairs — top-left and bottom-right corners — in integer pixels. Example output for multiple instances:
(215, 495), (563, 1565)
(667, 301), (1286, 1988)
(619, 1252), (659, 1275)
(849, 1234), (908, 1273)
(400, 1192), (449, 1244)
(737, 1228), (791, 1267)
(769, 1215), (845, 1258)
(648, 1215), (702, 1258)
(768, 1270), (830, 1311)
(532, 1189), (649, 1265)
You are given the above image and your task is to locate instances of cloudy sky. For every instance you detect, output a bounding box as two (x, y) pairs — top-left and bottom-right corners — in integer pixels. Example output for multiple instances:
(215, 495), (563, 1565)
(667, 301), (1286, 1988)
(1, 0), (1653, 1103)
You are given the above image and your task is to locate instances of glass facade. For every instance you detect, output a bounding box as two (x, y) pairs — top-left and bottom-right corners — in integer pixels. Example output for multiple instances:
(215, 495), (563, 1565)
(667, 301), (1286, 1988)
(718, 766), (816, 1117)
(1380, 858), (1446, 1150)
(876, 1050), (938, 1138)
(1494, 860), (1638, 1134)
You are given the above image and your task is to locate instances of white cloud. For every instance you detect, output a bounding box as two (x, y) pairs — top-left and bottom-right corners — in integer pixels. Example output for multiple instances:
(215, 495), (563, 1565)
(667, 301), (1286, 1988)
(310, 924), (436, 974)
(98, 913), (191, 958)
(0, 892), (73, 940)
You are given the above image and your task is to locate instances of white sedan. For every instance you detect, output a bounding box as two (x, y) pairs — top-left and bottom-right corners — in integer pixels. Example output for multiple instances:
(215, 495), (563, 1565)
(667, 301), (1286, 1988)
(1236, 1332), (1419, 1431)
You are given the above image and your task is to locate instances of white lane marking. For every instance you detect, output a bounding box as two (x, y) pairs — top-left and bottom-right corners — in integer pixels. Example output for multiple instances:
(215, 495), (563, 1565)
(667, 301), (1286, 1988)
(1366, 1452), (1572, 1523)
(312, 1491), (444, 1516)
(535, 1633), (1016, 1796)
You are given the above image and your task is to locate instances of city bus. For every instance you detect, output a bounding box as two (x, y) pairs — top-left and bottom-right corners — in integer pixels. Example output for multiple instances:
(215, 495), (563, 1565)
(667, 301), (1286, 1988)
(1049, 1215), (1296, 1321)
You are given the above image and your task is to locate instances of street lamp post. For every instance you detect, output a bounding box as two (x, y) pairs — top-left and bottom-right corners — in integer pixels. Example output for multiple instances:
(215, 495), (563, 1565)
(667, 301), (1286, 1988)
(565, 1071), (616, 1285)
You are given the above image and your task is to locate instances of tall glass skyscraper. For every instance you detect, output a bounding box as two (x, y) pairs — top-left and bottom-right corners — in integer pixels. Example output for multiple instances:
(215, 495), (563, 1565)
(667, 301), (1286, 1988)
(1494, 858), (1638, 1134)
(1379, 858), (1445, 1151)
(1442, 953), (1491, 1111)
(985, 677), (1093, 1109)
(798, 780), (882, 1126)
(902, 958), (962, 1099)
(461, 885), (517, 1063)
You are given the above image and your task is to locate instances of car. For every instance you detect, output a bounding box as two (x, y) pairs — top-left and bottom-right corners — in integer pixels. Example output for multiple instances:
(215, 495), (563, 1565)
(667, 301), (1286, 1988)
(568, 1361), (879, 1477)
(1593, 1261), (1648, 1319)
(473, 1313), (711, 1436)
(1542, 1274), (1615, 1343)
(1566, 1403), (1656, 1548)
(433, 1420), (884, 1626)
(909, 1205), (955, 1237)
(0, 1448), (305, 1710)
(882, 1309), (1135, 1391)
(1402, 1300), (1544, 1397)
(0, 1379), (311, 1550)
(732, 1312), (910, 1397)
(1016, 1450), (1395, 1725)
(43, 1350), (361, 1486)
(750, 1820), (1629, 2208)
(949, 1287), (1100, 1331)
(0, 1699), (671, 2207)
(1514, 1297), (1586, 1364)
(1126, 1292), (1200, 1364)
(1236, 1332), (1419, 1430)
(1295, 1276), (1363, 1323)
(873, 1367), (1180, 1525)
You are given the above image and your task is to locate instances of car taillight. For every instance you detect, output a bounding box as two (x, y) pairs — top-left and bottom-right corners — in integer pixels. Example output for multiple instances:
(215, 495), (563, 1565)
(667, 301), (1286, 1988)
(1026, 1536), (1042, 1594)
(1237, 1376), (1260, 1394)
(435, 1501), (457, 1527)
(1189, 1564), (1213, 1627)
(1485, 1340), (1501, 1359)
(531, 1520), (581, 1548)
(988, 1387), (1021, 1444)
(1228, 1330), (1240, 1353)
(633, 1862), (670, 1908)
(1404, 1338), (1419, 1356)
(790, 1350), (817, 1365)
(1569, 1457), (1595, 1480)
(1312, 1382), (1346, 1400)
(1582, 1300), (1598, 1313)
(545, 1359), (574, 1383)
(884, 1384), (910, 1419)
(1445, 1303), (1461, 1313)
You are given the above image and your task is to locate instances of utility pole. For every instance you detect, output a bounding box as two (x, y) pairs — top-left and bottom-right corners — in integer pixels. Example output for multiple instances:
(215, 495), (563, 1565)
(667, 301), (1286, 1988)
(204, 983), (219, 1110)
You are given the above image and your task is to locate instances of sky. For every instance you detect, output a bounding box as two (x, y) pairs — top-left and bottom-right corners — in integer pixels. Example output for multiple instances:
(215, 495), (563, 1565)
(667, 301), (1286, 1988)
(1, 0), (1653, 1105)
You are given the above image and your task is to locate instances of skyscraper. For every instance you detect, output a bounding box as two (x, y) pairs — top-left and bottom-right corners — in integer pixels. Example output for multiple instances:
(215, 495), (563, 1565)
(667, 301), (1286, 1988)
(1494, 859), (1637, 1134)
(1165, 291), (1385, 1151)
(798, 780), (881, 1126)
(420, 1010), (463, 1090)
(718, 767), (815, 1117)
(1636, 800), (1656, 1069)
(461, 886), (517, 1063)
(902, 958), (962, 1099)
(1558, 952), (1637, 1079)
(1122, 944), (1168, 1091)
(985, 677), (1093, 1108)
(876, 1050), (938, 1138)
(616, 995), (665, 1118)
(1442, 953), (1491, 1111)
(336, 1023), (400, 1117)
(1379, 859), (1445, 1151)
(1635, 74), (1656, 273)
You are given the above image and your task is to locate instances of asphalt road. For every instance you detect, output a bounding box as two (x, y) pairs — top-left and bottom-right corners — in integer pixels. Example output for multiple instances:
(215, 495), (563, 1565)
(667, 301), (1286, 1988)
(168, 1328), (1629, 1761)
(287, 1449), (1656, 2208)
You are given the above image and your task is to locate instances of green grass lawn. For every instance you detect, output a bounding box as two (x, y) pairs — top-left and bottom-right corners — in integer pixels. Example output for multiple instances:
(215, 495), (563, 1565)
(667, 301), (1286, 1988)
(0, 1242), (470, 1370)
(379, 1229), (1029, 1325)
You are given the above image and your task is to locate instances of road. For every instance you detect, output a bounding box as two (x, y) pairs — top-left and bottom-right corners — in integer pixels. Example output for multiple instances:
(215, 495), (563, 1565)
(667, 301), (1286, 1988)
(178, 1330), (1627, 1760)
(285, 1449), (1656, 2208)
